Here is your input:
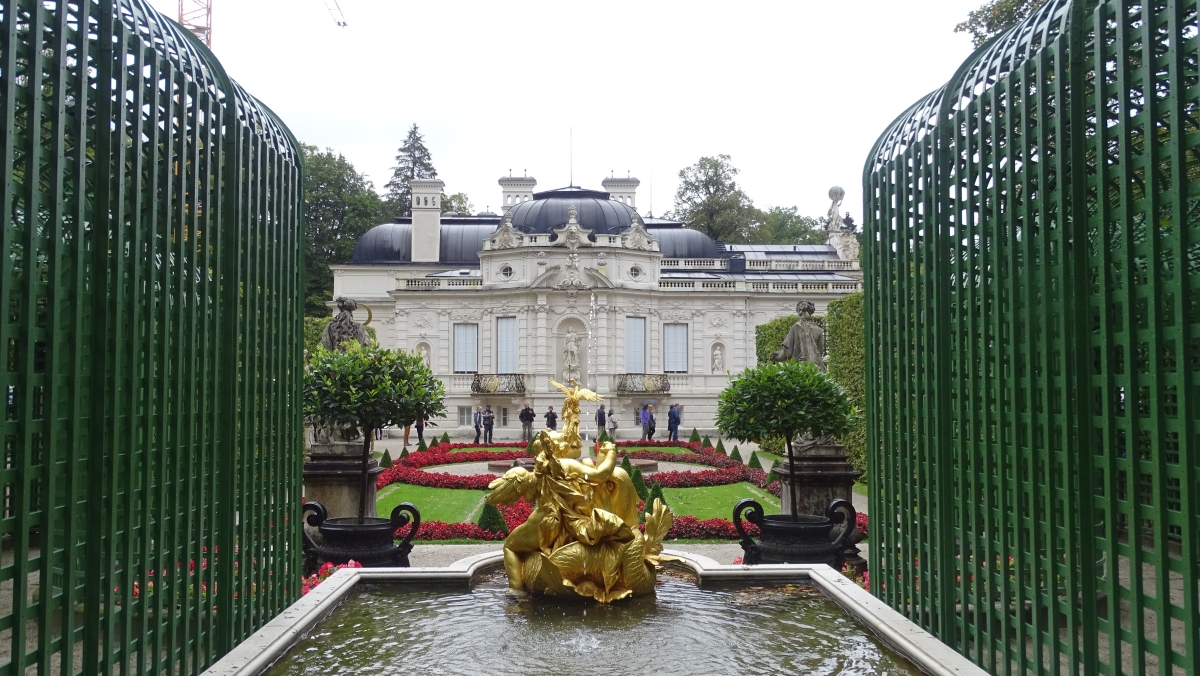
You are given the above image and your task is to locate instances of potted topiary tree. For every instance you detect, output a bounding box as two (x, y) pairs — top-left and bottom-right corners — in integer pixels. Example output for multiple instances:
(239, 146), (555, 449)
(716, 360), (857, 566)
(303, 343), (445, 566)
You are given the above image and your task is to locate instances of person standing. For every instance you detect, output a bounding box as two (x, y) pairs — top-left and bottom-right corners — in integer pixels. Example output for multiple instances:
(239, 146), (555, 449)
(595, 405), (607, 436)
(607, 409), (618, 437)
(544, 406), (558, 431)
(519, 403), (535, 442)
(482, 404), (495, 444)
(473, 406), (483, 444)
(647, 405), (657, 440)
(667, 403), (680, 441)
(640, 405), (650, 440)
(415, 416), (425, 445)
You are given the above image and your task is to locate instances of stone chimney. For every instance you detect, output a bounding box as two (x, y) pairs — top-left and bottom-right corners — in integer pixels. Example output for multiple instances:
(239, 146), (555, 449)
(498, 174), (537, 212)
(410, 179), (444, 263)
(601, 175), (640, 209)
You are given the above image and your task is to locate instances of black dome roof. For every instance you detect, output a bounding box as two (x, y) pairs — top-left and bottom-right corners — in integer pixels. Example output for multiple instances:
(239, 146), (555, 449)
(351, 221), (494, 265)
(651, 227), (722, 258)
(507, 186), (639, 235)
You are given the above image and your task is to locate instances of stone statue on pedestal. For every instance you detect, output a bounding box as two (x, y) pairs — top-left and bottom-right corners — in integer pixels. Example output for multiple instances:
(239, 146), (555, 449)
(320, 297), (370, 351)
(769, 300), (826, 372)
(562, 331), (582, 383)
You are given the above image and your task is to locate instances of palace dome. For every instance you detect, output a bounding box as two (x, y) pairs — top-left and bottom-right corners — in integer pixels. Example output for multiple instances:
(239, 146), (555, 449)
(507, 186), (639, 235)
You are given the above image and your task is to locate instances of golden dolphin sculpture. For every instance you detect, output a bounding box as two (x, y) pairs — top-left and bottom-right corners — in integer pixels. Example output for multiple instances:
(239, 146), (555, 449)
(486, 379), (675, 602)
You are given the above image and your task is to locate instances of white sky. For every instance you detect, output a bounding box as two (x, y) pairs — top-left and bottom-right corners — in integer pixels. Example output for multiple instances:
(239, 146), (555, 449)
(147, 0), (979, 223)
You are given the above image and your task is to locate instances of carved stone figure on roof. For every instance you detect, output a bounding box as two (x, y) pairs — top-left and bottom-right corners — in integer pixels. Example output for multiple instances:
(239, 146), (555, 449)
(622, 212), (654, 251)
(491, 211), (522, 249)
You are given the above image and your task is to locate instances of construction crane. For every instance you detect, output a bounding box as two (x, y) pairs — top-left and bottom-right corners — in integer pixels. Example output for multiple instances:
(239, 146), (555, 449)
(178, 0), (212, 47)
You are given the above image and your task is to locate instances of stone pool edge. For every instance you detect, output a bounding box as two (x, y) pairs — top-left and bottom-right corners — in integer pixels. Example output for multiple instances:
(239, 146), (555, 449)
(203, 551), (985, 676)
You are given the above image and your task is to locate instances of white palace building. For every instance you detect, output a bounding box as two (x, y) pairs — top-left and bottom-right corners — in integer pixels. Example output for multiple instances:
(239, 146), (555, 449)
(331, 175), (863, 438)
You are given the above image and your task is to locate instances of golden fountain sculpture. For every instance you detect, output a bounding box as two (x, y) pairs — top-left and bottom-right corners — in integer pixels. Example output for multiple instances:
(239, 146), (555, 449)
(486, 379), (676, 602)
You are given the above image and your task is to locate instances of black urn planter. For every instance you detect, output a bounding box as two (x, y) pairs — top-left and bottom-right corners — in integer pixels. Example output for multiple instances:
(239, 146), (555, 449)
(733, 498), (856, 567)
(302, 500), (420, 574)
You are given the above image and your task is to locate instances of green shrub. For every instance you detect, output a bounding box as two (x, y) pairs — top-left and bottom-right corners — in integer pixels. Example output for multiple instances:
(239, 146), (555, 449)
(477, 503), (509, 534)
(598, 429), (610, 443)
(440, 432), (451, 444)
(688, 428), (701, 443)
(511, 458), (521, 468)
(747, 451), (762, 470)
(380, 449), (393, 468)
(729, 447), (744, 464)
(645, 482), (667, 517)
(620, 455), (634, 475)
(715, 439), (726, 455)
(827, 292), (866, 477)
(631, 466), (650, 501)
(701, 435), (712, 448)
(416, 438), (428, 452)
(759, 436), (785, 457)
(400, 447), (409, 458)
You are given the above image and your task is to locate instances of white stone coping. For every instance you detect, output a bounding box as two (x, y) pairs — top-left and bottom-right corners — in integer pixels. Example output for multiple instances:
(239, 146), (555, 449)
(204, 551), (985, 676)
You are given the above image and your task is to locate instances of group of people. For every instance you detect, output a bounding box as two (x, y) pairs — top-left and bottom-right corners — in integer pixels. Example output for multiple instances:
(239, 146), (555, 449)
(461, 401), (686, 445)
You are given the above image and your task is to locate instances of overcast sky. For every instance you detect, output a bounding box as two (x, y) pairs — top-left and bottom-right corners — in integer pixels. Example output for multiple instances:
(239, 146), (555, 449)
(147, 0), (979, 223)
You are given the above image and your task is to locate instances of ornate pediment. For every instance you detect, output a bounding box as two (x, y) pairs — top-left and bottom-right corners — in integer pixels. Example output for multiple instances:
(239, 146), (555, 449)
(621, 213), (655, 251)
(490, 212), (522, 249)
(552, 206), (593, 252)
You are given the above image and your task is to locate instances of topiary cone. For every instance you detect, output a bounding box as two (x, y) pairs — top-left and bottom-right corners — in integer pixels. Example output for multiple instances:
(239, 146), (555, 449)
(477, 503), (509, 534)
(620, 454), (634, 475)
(440, 432), (451, 445)
(631, 465), (650, 501)
(747, 451), (763, 470)
(701, 435), (712, 448)
(399, 447), (409, 458)
(715, 439), (727, 455)
(645, 482), (667, 518)
(380, 449), (393, 469)
(688, 428), (701, 443)
(416, 438), (428, 452)
(729, 447), (744, 464)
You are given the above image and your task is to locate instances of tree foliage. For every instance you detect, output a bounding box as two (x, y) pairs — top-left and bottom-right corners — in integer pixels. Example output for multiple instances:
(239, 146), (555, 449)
(749, 206), (825, 245)
(716, 361), (853, 448)
(384, 124), (438, 217)
(302, 145), (388, 317)
(827, 293), (866, 476)
(441, 191), (473, 215)
(304, 343), (446, 435)
(954, 0), (1046, 47)
(671, 155), (761, 243)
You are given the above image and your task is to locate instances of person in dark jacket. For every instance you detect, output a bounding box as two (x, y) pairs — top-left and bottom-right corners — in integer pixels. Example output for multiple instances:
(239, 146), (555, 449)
(544, 406), (558, 431)
(640, 405), (651, 440)
(415, 416), (425, 444)
(482, 405), (495, 444)
(519, 404), (536, 442)
(647, 405), (657, 440)
(667, 403), (681, 441)
(473, 406), (483, 444)
(595, 405), (606, 435)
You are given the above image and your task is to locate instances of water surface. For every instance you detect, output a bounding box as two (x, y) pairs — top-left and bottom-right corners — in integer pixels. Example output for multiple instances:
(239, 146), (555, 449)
(266, 570), (920, 675)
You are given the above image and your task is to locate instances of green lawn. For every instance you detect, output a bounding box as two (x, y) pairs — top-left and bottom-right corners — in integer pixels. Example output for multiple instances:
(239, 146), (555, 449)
(620, 445), (690, 455)
(375, 484), (484, 523)
(661, 482), (780, 520)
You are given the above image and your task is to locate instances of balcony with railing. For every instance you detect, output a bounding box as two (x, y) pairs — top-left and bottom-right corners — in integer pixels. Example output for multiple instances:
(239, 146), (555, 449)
(615, 374), (671, 394)
(744, 259), (860, 271)
(471, 373), (526, 394)
(402, 277), (481, 291)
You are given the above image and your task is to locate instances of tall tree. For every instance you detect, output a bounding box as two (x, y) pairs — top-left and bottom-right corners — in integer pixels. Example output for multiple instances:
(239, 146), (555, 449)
(303, 145), (388, 316)
(749, 206), (825, 245)
(384, 124), (438, 216)
(671, 155), (761, 243)
(441, 192), (473, 215)
(954, 0), (1046, 47)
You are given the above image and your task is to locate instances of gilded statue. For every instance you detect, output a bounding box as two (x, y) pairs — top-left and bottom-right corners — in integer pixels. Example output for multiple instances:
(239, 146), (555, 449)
(486, 379), (676, 602)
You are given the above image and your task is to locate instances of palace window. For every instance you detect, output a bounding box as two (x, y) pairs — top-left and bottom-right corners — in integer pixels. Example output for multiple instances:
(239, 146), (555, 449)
(496, 317), (517, 373)
(663, 323), (689, 373)
(457, 406), (473, 426)
(626, 317), (646, 373)
(453, 323), (478, 373)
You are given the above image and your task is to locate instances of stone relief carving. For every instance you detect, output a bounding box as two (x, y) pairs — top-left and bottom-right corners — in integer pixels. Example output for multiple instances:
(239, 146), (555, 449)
(490, 212), (522, 249)
(552, 208), (593, 252)
(451, 309), (483, 322)
(413, 313), (433, 329)
(621, 212), (655, 251)
(709, 314), (728, 328)
(537, 251), (548, 266)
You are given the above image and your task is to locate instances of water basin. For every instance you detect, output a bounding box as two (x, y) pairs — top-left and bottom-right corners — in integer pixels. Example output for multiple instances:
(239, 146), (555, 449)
(264, 569), (919, 675)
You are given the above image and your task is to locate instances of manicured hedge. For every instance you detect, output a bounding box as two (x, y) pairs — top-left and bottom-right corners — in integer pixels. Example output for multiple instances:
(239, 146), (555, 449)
(827, 292), (866, 476)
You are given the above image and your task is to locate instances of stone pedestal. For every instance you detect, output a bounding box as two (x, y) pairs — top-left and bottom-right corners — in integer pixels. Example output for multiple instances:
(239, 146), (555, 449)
(775, 441), (866, 573)
(303, 440), (384, 526)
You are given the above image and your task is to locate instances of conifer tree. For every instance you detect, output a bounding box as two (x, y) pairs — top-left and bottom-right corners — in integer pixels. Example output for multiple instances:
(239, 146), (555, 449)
(689, 428), (701, 443)
(417, 438), (428, 452)
(384, 124), (438, 216)
(715, 439), (727, 455)
(380, 449), (393, 468)
(620, 454), (634, 475)
(631, 466), (650, 501)
(477, 503), (509, 534)
(440, 432), (450, 445)
(747, 451), (763, 470)
(729, 447), (744, 464)
(701, 435), (712, 448)
(400, 447), (409, 458)
(645, 482), (668, 517)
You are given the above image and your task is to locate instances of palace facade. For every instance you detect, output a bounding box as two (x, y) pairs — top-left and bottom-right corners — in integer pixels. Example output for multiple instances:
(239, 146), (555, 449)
(331, 175), (862, 437)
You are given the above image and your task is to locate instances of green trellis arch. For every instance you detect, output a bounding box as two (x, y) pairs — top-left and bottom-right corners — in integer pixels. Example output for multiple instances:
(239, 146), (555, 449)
(864, 1), (1199, 674)
(0, 0), (304, 672)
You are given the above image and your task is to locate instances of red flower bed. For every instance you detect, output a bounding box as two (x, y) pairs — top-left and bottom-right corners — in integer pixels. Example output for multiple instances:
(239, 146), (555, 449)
(424, 441), (528, 452)
(615, 440), (709, 453)
(400, 449), (530, 469)
(856, 512), (868, 538)
(376, 465), (494, 490)
(641, 515), (759, 540)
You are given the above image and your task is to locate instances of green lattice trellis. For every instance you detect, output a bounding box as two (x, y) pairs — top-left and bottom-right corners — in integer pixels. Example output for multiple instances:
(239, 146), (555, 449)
(865, 1), (1199, 674)
(0, 0), (304, 673)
